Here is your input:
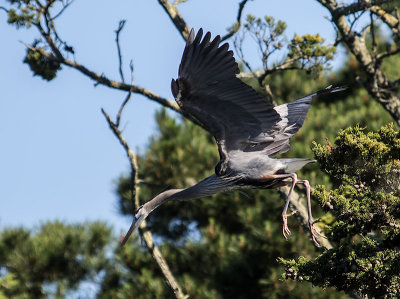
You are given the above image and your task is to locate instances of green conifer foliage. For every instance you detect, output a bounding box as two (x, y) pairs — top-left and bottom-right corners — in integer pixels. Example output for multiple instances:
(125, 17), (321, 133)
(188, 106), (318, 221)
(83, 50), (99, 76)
(280, 124), (400, 297)
(0, 221), (112, 297)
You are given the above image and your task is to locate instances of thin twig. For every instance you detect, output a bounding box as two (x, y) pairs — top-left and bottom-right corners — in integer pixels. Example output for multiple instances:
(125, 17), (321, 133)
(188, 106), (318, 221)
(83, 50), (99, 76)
(116, 61), (134, 127)
(101, 108), (188, 299)
(376, 47), (400, 62)
(115, 20), (126, 83)
(52, 0), (74, 20)
(0, 6), (9, 13)
(221, 0), (250, 42)
(348, 11), (366, 34)
(233, 30), (255, 73)
(172, 0), (187, 6)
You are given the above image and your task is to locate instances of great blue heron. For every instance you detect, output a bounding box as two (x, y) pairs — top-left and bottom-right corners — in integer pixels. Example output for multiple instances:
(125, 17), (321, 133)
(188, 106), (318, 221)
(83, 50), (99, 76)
(121, 28), (346, 247)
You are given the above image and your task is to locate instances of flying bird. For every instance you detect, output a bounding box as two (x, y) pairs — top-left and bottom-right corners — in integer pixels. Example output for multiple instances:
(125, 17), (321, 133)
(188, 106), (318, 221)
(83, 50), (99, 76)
(121, 28), (346, 247)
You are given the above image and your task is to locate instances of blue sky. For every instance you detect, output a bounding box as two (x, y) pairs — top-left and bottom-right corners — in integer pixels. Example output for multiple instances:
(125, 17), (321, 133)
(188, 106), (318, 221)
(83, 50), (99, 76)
(1, 0), (342, 235)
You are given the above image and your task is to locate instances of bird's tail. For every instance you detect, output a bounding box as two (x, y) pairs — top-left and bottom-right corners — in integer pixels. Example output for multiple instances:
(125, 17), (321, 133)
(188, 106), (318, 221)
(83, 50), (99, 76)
(281, 158), (316, 173)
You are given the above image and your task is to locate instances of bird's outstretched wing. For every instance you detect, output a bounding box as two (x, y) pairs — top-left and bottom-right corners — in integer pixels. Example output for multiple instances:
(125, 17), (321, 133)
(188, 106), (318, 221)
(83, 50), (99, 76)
(171, 29), (279, 152)
(262, 85), (347, 156)
(171, 28), (346, 174)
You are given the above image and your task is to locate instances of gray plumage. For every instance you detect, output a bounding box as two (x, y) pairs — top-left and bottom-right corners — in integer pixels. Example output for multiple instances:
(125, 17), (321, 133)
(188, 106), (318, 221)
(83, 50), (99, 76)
(121, 28), (347, 247)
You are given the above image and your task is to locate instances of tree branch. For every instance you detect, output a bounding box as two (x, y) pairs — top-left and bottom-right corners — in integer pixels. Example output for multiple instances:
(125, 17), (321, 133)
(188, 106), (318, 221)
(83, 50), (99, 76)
(30, 47), (181, 112)
(115, 20), (127, 83)
(332, 0), (393, 17)
(0, 6), (9, 13)
(116, 62), (134, 128)
(52, 0), (74, 20)
(317, 0), (400, 125)
(157, 0), (190, 41)
(368, 5), (400, 34)
(101, 108), (187, 299)
(221, 0), (251, 42)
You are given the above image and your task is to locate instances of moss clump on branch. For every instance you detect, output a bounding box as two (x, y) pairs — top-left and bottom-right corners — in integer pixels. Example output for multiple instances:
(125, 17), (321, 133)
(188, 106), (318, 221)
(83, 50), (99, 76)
(24, 47), (61, 81)
(280, 123), (400, 298)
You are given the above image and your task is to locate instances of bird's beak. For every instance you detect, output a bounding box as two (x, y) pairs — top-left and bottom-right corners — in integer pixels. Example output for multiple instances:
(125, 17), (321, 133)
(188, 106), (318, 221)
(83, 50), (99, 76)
(120, 213), (145, 246)
(120, 221), (137, 246)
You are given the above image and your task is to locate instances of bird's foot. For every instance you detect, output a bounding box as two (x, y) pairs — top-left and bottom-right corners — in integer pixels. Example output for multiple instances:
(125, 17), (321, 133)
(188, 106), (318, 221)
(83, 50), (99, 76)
(282, 210), (298, 241)
(308, 219), (325, 247)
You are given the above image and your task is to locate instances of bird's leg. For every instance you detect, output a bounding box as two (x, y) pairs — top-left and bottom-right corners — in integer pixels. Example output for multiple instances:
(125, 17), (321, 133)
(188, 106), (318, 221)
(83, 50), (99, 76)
(271, 173), (298, 240)
(297, 180), (321, 247)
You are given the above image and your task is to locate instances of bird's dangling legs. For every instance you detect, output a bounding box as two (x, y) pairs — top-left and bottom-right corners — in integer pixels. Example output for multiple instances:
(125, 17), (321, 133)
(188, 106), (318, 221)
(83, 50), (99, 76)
(297, 180), (322, 247)
(270, 173), (298, 240)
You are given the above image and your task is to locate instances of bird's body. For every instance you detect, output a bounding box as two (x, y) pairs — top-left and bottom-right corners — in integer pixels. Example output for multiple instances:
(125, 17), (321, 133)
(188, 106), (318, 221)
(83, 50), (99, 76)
(121, 28), (346, 247)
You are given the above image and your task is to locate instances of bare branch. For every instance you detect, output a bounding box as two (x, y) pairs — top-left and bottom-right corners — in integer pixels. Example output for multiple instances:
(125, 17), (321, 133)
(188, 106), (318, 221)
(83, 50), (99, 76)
(172, 0), (188, 6)
(233, 31), (255, 73)
(376, 47), (400, 65)
(158, 0), (190, 41)
(0, 6), (9, 13)
(333, 0), (393, 17)
(369, 5), (400, 34)
(31, 9), (185, 117)
(237, 70), (265, 79)
(221, 0), (251, 42)
(29, 6), (207, 129)
(263, 84), (278, 106)
(52, 0), (74, 20)
(101, 108), (188, 299)
(116, 62), (134, 127)
(237, 56), (305, 83)
(62, 55), (179, 110)
(30, 46), (181, 112)
(317, 0), (400, 125)
(115, 19), (127, 83)
(391, 78), (400, 89)
(370, 12), (378, 58)
(347, 10), (366, 34)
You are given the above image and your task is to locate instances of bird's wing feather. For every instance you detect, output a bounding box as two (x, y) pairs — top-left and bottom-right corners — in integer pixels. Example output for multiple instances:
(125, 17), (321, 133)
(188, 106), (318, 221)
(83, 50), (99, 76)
(171, 28), (347, 174)
(263, 85), (348, 156)
(171, 29), (280, 154)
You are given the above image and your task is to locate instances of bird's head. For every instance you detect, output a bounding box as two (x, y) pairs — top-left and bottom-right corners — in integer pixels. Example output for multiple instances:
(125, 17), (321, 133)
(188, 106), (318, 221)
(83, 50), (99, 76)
(120, 205), (148, 246)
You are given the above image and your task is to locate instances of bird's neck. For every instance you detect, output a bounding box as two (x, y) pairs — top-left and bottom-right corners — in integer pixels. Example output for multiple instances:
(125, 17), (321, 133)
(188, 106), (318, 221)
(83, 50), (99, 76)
(143, 174), (232, 214)
(144, 188), (184, 214)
